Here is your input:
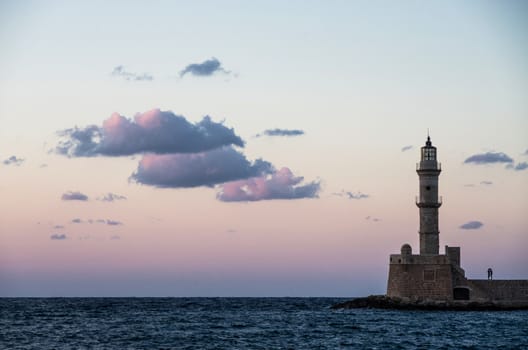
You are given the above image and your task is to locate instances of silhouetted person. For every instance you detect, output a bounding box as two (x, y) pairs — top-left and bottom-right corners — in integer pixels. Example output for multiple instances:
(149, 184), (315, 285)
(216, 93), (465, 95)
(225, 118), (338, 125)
(487, 267), (493, 280)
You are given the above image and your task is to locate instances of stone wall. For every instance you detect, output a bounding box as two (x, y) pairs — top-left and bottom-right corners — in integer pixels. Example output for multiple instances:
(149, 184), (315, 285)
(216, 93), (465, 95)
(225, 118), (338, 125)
(467, 280), (528, 301)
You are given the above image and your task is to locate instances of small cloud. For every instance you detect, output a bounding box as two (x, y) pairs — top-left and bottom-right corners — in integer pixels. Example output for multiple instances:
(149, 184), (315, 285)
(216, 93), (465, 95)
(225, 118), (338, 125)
(513, 162), (528, 171)
(226, 229), (237, 233)
(3, 155), (24, 166)
(464, 184), (475, 187)
(53, 225), (65, 229)
(333, 190), (369, 200)
(106, 220), (123, 226)
(179, 57), (230, 77)
(459, 221), (484, 230)
(40, 163), (48, 168)
(110, 235), (121, 240)
(464, 152), (513, 165)
(524, 149), (528, 156)
(71, 218), (82, 223)
(61, 191), (89, 201)
(217, 167), (320, 202)
(480, 181), (493, 185)
(96, 219), (106, 224)
(50, 233), (67, 240)
(97, 193), (127, 202)
(111, 65), (153, 81)
(365, 216), (381, 222)
(256, 129), (305, 138)
(401, 145), (413, 152)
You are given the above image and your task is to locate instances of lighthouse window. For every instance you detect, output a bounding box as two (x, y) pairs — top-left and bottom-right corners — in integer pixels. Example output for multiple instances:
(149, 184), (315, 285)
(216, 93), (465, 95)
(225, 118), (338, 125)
(422, 148), (436, 161)
(426, 186), (431, 191)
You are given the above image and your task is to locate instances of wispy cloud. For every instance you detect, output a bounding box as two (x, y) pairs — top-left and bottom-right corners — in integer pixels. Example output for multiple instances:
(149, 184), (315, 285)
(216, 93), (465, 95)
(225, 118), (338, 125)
(3, 155), (24, 166)
(131, 146), (273, 188)
(53, 225), (65, 229)
(61, 191), (89, 201)
(256, 129), (305, 138)
(365, 216), (381, 222)
(459, 221), (483, 230)
(55, 109), (243, 157)
(179, 57), (230, 77)
(217, 167), (320, 202)
(111, 65), (153, 81)
(97, 193), (127, 202)
(106, 220), (123, 226)
(71, 218), (122, 225)
(333, 190), (369, 200)
(401, 145), (413, 152)
(464, 152), (513, 164)
(50, 233), (67, 240)
(480, 180), (493, 185)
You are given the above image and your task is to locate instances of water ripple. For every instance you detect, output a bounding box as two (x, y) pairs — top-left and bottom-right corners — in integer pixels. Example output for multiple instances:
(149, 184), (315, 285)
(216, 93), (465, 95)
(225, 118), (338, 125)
(1, 298), (527, 349)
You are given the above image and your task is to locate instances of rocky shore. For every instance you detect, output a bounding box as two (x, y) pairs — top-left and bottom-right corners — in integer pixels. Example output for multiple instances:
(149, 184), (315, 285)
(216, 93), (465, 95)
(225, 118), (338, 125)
(332, 295), (528, 311)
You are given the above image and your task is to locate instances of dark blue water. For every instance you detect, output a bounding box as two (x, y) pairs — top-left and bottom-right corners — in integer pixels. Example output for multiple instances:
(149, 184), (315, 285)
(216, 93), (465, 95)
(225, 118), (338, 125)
(1, 298), (527, 349)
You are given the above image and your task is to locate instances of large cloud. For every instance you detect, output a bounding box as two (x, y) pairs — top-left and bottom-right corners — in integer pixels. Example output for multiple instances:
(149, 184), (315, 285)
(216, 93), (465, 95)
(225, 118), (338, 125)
(180, 57), (229, 77)
(459, 221), (484, 230)
(61, 191), (89, 201)
(464, 152), (513, 164)
(3, 155), (24, 166)
(130, 146), (273, 188)
(217, 167), (320, 202)
(55, 109), (244, 157)
(256, 129), (305, 137)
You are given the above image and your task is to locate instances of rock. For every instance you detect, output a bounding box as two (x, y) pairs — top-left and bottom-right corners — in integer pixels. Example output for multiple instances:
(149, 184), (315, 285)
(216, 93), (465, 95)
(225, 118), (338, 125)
(331, 295), (528, 311)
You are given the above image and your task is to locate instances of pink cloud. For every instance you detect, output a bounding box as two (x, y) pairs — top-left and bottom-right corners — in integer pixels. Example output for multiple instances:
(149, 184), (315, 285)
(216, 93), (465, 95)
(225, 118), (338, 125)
(55, 109), (243, 157)
(131, 147), (272, 188)
(217, 167), (320, 202)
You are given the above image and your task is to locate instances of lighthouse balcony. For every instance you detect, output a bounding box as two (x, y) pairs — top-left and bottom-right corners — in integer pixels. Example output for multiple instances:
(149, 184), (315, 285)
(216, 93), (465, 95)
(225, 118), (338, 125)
(416, 196), (442, 208)
(416, 162), (441, 171)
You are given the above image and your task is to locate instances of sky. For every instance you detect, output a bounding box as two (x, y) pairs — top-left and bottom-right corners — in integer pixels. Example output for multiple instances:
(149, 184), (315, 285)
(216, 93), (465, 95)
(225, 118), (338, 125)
(0, 0), (527, 297)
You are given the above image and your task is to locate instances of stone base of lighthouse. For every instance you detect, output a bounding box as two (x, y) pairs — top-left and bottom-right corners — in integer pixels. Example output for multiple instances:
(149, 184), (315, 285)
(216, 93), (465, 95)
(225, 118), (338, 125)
(387, 245), (528, 301)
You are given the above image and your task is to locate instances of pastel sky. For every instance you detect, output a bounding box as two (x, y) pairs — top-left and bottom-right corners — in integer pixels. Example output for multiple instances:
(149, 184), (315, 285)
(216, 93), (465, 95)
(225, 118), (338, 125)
(1, 1), (527, 297)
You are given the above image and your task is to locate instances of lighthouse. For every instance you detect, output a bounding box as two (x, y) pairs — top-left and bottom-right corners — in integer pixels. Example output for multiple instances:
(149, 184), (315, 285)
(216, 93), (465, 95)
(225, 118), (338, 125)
(416, 135), (441, 255)
(385, 134), (528, 302)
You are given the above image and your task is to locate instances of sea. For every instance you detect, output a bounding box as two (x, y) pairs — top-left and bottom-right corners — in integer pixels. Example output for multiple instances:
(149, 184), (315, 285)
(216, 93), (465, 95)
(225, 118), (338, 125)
(1, 298), (527, 349)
